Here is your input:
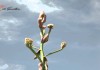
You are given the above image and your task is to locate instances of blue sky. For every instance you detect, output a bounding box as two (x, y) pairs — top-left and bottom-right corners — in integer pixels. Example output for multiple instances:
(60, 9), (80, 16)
(0, 0), (100, 70)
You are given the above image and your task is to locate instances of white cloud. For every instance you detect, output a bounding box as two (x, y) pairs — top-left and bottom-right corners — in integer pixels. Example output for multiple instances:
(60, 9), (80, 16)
(8, 64), (25, 70)
(15, 0), (62, 13)
(0, 59), (25, 70)
(1, 19), (22, 26)
(80, 0), (100, 24)
(0, 64), (8, 70)
(91, 0), (100, 9)
(0, 18), (22, 41)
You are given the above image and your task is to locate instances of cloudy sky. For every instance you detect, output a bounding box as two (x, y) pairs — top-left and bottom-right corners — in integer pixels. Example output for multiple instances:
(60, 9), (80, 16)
(0, 0), (100, 70)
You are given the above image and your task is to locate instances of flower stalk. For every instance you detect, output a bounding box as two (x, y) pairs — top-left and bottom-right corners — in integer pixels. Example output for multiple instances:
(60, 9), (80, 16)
(24, 11), (67, 70)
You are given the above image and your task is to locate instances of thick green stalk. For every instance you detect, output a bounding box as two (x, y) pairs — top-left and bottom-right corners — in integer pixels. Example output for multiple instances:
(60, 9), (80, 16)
(39, 25), (47, 70)
(40, 43), (44, 61)
(40, 43), (46, 70)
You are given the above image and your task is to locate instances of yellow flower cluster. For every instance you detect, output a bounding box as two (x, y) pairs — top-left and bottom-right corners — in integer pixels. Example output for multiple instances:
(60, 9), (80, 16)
(47, 24), (54, 29)
(24, 38), (33, 45)
(61, 41), (67, 49)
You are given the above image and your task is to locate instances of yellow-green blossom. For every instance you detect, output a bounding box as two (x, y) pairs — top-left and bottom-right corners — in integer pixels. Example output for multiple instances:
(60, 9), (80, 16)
(47, 24), (54, 29)
(24, 38), (33, 45)
(61, 41), (67, 49)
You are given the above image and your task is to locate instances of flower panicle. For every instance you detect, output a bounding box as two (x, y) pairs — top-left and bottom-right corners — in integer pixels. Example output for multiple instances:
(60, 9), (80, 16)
(24, 10), (68, 70)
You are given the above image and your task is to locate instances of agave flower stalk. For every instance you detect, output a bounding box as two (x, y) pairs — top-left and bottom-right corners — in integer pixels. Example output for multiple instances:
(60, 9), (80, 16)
(38, 11), (48, 70)
(24, 11), (67, 70)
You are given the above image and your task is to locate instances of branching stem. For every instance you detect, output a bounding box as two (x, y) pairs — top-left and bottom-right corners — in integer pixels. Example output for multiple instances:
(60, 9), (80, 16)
(46, 49), (63, 57)
(26, 45), (42, 63)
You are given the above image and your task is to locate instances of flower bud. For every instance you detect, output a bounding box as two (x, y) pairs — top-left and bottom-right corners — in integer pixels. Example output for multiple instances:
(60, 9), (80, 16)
(42, 25), (46, 29)
(38, 18), (46, 29)
(47, 24), (54, 29)
(61, 41), (67, 49)
(41, 34), (49, 43)
(38, 18), (43, 28)
(41, 14), (46, 23)
(38, 11), (46, 25)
